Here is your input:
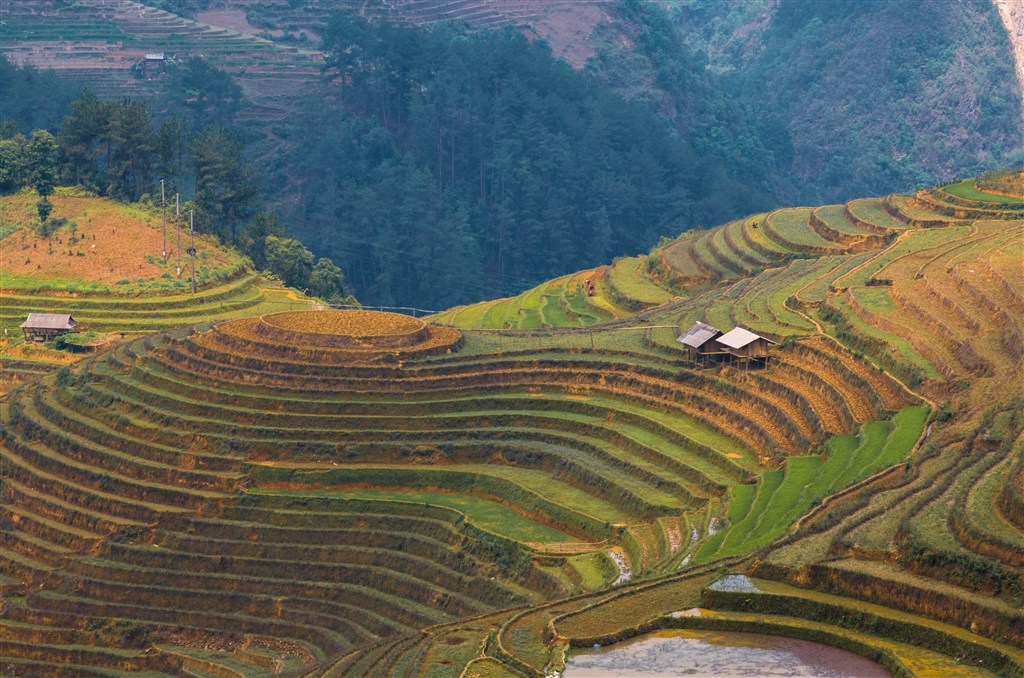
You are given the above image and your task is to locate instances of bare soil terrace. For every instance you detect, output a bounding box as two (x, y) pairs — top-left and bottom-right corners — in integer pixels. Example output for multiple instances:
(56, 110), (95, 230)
(262, 309), (424, 339)
(0, 193), (233, 287)
(211, 310), (462, 360)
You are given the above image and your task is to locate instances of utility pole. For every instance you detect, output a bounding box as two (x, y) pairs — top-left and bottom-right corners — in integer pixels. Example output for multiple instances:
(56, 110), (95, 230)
(160, 179), (167, 261)
(175, 193), (181, 276)
(188, 209), (197, 294)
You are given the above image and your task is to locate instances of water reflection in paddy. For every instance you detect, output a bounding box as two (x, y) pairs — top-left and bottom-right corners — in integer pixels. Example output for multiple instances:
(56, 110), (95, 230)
(563, 629), (890, 677)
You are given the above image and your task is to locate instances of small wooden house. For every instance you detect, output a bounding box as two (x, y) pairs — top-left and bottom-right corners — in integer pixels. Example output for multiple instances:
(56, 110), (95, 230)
(718, 327), (777, 366)
(677, 322), (727, 366)
(21, 313), (78, 342)
(143, 52), (166, 77)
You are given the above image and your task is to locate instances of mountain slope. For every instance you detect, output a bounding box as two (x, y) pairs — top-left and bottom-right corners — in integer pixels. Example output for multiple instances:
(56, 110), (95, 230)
(1, 174), (1021, 676)
(4, 1), (1018, 310)
(995, 0), (1024, 125)
(666, 0), (1023, 203)
(0, 190), (309, 391)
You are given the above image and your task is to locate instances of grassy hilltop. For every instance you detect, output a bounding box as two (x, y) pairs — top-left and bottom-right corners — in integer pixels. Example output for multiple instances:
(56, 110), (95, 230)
(0, 175), (1022, 676)
(0, 189), (310, 392)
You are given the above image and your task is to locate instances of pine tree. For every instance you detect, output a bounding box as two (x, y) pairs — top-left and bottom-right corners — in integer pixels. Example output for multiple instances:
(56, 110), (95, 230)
(25, 129), (57, 224)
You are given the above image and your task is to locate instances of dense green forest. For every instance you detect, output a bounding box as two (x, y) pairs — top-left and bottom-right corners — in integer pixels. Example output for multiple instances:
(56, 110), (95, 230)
(0, 77), (353, 305)
(2, 0), (1020, 309)
(275, 16), (773, 308)
(666, 0), (1022, 203)
(584, 0), (790, 198)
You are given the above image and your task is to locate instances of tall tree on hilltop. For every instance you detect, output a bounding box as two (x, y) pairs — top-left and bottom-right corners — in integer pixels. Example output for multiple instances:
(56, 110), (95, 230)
(25, 129), (58, 225)
(56, 88), (108, 192)
(191, 126), (257, 243)
(321, 13), (372, 111)
(156, 115), (188, 196)
(106, 99), (154, 201)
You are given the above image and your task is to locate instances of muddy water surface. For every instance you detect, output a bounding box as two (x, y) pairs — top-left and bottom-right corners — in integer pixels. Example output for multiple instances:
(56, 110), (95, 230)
(563, 629), (889, 677)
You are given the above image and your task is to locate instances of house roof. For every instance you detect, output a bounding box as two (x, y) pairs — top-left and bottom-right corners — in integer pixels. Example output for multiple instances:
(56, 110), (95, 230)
(21, 313), (77, 330)
(718, 327), (776, 349)
(677, 322), (722, 349)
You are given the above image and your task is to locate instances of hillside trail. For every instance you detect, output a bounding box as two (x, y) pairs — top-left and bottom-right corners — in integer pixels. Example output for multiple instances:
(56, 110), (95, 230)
(786, 224), (915, 334)
(834, 228), (914, 289)
(783, 232), (937, 411)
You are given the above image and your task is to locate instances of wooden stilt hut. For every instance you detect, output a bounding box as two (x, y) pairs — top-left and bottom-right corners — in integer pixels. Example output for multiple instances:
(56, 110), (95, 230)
(718, 326), (777, 368)
(677, 322), (728, 367)
(20, 313), (78, 342)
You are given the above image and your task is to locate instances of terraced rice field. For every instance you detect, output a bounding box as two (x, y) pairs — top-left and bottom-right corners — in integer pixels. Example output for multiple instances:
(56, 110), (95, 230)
(2, 175), (1023, 676)
(696, 406), (928, 562)
(0, 0), (608, 131)
(255, 488), (575, 543)
(430, 267), (633, 329)
(0, 0), (325, 113)
(0, 192), (314, 395)
(0, 299), (919, 674)
(434, 191), (915, 332)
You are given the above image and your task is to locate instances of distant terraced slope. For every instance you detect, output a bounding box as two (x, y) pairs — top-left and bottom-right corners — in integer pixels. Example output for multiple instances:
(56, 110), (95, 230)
(432, 191), (893, 331)
(0, 0), (324, 118)
(436, 183), (1022, 406)
(199, 0), (612, 67)
(0, 0), (611, 120)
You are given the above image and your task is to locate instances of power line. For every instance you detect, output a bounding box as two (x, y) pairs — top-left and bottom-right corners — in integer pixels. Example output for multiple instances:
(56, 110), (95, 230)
(317, 234), (555, 301)
(322, 232), (537, 287)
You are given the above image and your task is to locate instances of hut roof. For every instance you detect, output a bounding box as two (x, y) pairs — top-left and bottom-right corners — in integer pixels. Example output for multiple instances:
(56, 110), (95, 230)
(718, 327), (776, 349)
(21, 313), (77, 330)
(677, 322), (723, 349)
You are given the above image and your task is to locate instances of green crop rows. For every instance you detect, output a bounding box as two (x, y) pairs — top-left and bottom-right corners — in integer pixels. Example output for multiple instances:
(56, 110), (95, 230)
(3, 173), (1024, 675)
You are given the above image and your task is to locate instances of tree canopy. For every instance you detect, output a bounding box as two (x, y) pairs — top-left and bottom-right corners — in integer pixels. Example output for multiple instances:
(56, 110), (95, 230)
(276, 16), (771, 308)
(2, 81), (352, 306)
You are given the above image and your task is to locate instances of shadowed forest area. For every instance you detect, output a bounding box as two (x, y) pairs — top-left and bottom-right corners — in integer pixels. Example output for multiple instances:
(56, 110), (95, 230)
(3, 0), (1020, 308)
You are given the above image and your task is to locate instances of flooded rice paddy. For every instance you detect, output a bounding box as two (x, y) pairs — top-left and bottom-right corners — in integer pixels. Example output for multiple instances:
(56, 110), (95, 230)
(563, 629), (889, 677)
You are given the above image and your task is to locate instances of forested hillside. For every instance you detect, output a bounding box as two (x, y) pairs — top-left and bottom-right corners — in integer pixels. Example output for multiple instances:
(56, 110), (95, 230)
(584, 0), (789, 197)
(1, 0), (1020, 309)
(666, 0), (1022, 203)
(279, 16), (774, 309)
